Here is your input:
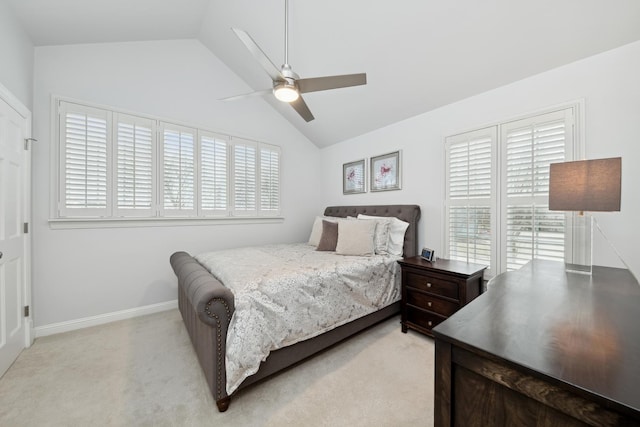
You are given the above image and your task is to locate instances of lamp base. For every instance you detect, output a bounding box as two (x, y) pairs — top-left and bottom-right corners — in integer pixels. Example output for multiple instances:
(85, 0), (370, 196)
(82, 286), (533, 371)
(566, 213), (593, 276)
(564, 262), (592, 275)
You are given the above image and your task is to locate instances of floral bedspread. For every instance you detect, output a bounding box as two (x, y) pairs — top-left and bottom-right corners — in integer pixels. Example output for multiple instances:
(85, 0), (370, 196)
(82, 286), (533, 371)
(195, 243), (401, 394)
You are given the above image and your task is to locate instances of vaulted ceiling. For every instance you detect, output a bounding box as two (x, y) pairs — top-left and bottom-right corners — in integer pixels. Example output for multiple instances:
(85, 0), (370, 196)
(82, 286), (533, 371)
(8, 0), (640, 147)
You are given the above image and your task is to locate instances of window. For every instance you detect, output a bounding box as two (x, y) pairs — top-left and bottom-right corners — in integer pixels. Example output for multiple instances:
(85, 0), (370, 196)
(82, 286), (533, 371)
(260, 144), (281, 215)
(200, 131), (229, 216)
(445, 127), (496, 274)
(232, 139), (257, 216)
(59, 102), (110, 217)
(55, 99), (281, 222)
(445, 106), (578, 277)
(501, 110), (571, 271)
(114, 113), (155, 217)
(160, 123), (196, 217)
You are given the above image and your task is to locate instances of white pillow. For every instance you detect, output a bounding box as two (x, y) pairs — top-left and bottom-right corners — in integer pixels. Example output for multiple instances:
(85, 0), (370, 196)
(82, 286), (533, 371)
(336, 219), (376, 256)
(359, 217), (391, 255)
(358, 214), (409, 256)
(308, 216), (339, 246)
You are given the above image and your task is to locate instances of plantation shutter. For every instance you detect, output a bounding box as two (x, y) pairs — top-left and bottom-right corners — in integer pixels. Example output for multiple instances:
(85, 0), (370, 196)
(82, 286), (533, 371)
(445, 127), (496, 275)
(501, 109), (573, 271)
(200, 131), (229, 216)
(259, 143), (281, 216)
(231, 138), (257, 216)
(114, 113), (155, 217)
(59, 102), (110, 217)
(56, 98), (284, 222)
(160, 123), (196, 216)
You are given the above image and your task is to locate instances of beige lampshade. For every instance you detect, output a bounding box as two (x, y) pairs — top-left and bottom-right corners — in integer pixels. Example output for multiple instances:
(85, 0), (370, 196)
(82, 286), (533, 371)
(549, 157), (621, 212)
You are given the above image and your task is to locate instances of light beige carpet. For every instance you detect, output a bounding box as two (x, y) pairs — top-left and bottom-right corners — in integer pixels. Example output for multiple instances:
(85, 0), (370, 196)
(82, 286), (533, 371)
(0, 310), (434, 426)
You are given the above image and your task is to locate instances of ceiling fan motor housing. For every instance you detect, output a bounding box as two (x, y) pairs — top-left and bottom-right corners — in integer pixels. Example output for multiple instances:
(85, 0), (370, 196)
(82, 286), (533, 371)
(279, 64), (299, 80)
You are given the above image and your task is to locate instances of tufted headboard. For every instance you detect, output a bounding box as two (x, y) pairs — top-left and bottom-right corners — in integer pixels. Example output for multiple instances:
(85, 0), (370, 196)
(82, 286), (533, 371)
(323, 205), (421, 258)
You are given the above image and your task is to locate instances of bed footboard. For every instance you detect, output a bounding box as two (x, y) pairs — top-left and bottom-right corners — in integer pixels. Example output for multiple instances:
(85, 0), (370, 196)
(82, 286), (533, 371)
(169, 251), (235, 412)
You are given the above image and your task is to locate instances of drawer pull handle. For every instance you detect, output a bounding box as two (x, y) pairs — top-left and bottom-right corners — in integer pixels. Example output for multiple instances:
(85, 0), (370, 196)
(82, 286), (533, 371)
(428, 321), (433, 327)
(427, 282), (432, 288)
(427, 301), (432, 307)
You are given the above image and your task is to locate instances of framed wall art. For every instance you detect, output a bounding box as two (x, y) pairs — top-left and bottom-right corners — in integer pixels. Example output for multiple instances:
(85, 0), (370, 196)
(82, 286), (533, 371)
(343, 159), (366, 194)
(370, 150), (401, 192)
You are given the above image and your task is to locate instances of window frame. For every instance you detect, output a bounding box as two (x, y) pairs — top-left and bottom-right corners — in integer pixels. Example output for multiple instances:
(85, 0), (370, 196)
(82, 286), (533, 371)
(230, 137), (258, 217)
(444, 102), (583, 278)
(444, 126), (498, 278)
(113, 112), (157, 218)
(159, 122), (198, 218)
(58, 102), (112, 218)
(199, 130), (230, 217)
(258, 142), (282, 216)
(51, 96), (283, 228)
(498, 109), (575, 273)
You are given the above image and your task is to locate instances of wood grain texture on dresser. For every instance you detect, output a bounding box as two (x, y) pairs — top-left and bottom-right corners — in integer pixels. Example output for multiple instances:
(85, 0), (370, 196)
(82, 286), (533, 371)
(432, 259), (640, 427)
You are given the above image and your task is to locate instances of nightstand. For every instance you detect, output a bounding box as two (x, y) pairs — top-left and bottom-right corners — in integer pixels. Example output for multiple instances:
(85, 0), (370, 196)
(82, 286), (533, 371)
(397, 256), (486, 337)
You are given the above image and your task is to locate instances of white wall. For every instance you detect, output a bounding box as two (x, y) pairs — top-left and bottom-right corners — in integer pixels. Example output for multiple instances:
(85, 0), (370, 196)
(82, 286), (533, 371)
(25, 35), (640, 327)
(32, 39), (322, 327)
(0, 0), (34, 109)
(320, 40), (640, 278)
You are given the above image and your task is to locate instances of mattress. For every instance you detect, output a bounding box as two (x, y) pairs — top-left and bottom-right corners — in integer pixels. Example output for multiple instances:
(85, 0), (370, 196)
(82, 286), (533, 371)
(195, 243), (401, 394)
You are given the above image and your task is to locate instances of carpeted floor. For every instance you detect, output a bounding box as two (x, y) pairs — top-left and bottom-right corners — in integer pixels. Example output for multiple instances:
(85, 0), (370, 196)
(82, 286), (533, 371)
(0, 310), (434, 426)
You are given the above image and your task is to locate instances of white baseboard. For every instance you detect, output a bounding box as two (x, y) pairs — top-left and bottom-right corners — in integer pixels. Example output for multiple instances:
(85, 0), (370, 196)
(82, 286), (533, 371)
(34, 300), (178, 338)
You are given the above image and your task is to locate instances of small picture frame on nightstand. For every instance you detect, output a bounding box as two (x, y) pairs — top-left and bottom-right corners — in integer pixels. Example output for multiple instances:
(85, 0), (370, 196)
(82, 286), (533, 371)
(421, 247), (435, 262)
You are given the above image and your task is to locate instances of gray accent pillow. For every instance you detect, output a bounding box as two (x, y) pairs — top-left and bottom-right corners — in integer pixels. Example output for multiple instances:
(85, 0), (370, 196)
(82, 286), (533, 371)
(316, 220), (339, 251)
(308, 216), (339, 246)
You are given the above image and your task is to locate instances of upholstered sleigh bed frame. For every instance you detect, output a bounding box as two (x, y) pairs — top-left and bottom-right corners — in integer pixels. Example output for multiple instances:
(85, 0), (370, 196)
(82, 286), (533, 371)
(170, 204), (421, 412)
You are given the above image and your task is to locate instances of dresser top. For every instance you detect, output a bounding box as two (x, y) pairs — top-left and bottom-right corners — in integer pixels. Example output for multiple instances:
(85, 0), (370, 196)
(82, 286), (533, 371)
(432, 259), (640, 415)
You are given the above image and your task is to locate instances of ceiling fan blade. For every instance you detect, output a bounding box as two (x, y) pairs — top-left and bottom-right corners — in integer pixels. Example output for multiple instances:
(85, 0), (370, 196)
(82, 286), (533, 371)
(290, 96), (314, 122)
(231, 28), (284, 82)
(297, 73), (367, 94)
(219, 89), (271, 102)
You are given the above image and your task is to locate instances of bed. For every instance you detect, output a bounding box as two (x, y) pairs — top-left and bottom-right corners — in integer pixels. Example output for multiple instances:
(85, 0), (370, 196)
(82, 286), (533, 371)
(170, 204), (421, 412)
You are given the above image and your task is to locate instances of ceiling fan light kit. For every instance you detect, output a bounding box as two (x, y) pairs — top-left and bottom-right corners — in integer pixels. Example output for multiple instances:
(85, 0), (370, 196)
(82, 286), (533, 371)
(273, 82), (299, 102)
(224, 0), (367, 122)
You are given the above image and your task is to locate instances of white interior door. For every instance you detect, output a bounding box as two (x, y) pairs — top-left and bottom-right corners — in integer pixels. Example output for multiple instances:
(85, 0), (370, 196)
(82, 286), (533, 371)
(0, 92), (30, 378)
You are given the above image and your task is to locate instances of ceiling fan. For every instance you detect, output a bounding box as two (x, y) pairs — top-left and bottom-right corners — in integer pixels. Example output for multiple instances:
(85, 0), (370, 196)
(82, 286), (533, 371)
(222, 0), (367, 122)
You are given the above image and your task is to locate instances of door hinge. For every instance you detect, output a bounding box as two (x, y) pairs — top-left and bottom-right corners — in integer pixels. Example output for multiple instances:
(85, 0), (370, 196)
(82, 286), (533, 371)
(24, 137), (37, 150)
(23, 222), (29, 234)
(24, 306), (30, 317)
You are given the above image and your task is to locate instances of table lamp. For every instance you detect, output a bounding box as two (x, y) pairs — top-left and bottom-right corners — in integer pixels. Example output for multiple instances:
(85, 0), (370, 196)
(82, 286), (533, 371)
(548, 157), (621, 274)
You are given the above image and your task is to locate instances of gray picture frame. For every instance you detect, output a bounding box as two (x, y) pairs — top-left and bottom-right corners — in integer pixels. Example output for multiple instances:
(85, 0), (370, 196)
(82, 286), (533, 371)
(343, 159), (366, 194)
(370, 150), (402, 192)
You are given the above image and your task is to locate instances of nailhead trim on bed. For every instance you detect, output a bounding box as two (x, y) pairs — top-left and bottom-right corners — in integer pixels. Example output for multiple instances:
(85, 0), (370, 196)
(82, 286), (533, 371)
(205, 298), (232, 399)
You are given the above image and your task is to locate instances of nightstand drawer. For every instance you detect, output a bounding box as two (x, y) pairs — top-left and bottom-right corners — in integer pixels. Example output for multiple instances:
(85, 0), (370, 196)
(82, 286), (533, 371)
(406, 306), (445, 331)
(406, 291), (459, 317)
(405, 272), (459, 300)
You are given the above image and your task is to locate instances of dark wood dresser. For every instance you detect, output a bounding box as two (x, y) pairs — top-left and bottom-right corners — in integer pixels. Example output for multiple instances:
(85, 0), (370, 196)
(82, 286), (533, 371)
(398, 257), (486, 337)
(432, 259), (640, 426)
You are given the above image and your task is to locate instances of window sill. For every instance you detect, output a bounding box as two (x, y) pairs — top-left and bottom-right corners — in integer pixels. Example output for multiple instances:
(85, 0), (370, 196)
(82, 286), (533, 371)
(48, 216), (285, 230)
